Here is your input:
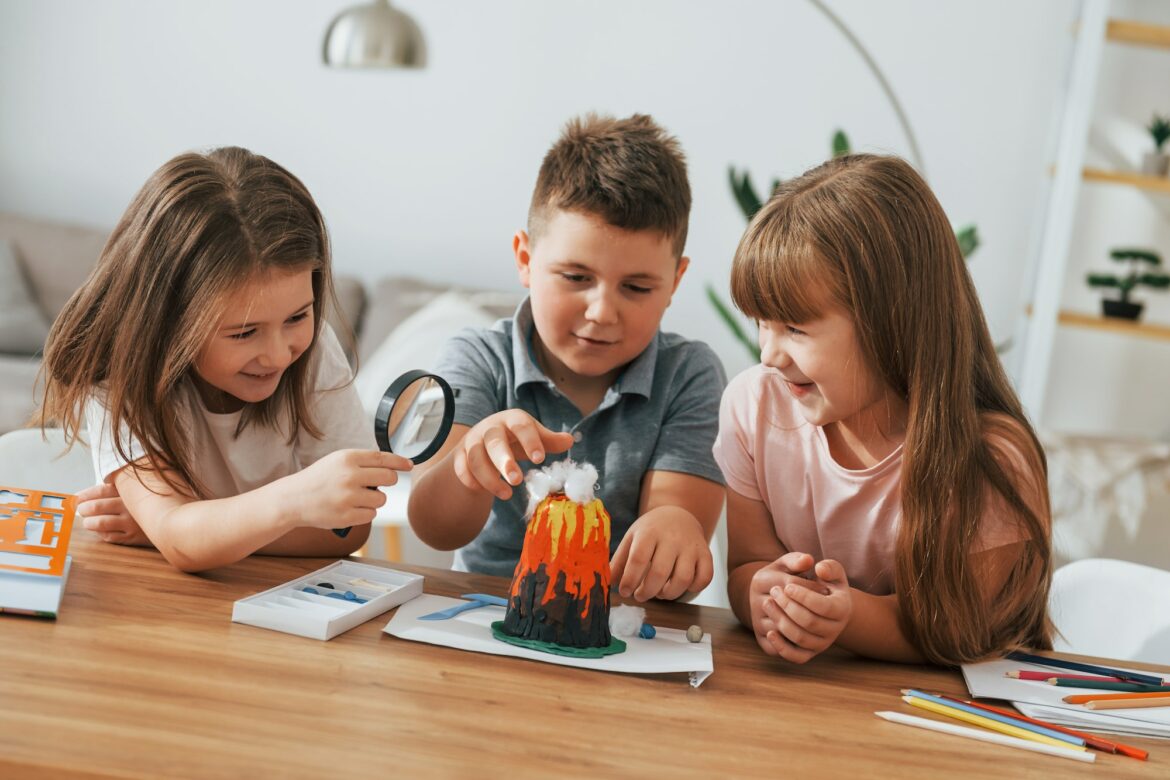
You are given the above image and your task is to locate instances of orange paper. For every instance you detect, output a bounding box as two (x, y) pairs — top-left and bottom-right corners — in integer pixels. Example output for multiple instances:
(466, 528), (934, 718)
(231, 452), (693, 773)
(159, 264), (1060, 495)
(0, 486), (76, 577)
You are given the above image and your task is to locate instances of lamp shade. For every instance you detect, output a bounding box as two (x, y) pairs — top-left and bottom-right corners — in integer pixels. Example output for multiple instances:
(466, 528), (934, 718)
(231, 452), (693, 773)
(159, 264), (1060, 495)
(323, 0), (425, 68)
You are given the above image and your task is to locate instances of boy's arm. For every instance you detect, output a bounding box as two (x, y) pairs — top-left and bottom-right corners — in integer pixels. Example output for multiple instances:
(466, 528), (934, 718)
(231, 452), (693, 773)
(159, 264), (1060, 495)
(610, 470), (724, 601)
(406, 424), (495, 550)
(639, 469), (724, 539)
(407, 414), (577, 550)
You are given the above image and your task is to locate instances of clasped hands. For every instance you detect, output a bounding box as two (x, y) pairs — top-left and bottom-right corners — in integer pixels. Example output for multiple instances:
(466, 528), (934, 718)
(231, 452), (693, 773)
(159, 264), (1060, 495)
(750, 551), (852, 663)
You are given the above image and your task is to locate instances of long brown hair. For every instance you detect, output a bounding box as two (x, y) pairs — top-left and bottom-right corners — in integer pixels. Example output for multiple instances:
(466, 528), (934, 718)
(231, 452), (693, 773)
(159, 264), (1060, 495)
(41, 146), (337, 499)
(730, 154), (1052, 664)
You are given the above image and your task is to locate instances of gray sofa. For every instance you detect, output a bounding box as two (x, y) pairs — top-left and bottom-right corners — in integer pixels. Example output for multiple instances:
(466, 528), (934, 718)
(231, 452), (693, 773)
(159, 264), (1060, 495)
(0, 211), (519, 434)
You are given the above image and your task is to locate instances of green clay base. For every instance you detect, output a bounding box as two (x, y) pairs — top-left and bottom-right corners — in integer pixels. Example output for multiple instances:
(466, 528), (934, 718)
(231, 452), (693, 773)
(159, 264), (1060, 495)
(491, 621), (627, 658)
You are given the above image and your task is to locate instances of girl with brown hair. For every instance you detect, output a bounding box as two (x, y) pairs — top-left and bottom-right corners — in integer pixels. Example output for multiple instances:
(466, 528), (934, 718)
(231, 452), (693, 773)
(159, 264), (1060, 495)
(41, 147), (411, 572)
(715, 154), (1052, 666)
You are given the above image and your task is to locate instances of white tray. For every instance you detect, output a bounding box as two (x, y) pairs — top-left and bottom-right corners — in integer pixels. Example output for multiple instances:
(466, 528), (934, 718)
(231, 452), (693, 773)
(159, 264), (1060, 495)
(232, 560), (423, 640)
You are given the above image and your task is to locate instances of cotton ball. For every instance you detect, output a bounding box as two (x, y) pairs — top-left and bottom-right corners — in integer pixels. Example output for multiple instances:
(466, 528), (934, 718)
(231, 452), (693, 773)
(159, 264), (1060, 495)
(562, 462), (598, 504)
(524, 470), (554, 516)
(609, 605), (646, 638)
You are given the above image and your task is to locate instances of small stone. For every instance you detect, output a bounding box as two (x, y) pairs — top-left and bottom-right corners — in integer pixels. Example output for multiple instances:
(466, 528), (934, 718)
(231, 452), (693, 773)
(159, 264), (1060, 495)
(686, 625), (703, 643)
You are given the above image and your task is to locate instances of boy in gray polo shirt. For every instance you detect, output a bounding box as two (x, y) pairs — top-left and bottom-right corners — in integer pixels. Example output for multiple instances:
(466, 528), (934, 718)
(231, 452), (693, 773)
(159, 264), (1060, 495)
(409, 113), (726, 601)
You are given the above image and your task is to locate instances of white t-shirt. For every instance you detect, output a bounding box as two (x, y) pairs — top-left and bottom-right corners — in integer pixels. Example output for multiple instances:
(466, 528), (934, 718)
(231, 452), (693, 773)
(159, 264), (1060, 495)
(86, 324), (375, 497)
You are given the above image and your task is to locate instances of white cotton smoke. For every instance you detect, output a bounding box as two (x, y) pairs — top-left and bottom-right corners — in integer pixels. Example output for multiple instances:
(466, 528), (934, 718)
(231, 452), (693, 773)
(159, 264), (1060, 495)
(524, 459), (599, 516)
(609, 605), (646, 637)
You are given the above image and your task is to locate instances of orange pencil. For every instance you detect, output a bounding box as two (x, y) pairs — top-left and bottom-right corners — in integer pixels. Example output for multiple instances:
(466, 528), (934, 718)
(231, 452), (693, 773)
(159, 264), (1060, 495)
(936, 693), (1148, 760)
(1064, 690), (1170, 705)
(1085, 698), (1170, 711)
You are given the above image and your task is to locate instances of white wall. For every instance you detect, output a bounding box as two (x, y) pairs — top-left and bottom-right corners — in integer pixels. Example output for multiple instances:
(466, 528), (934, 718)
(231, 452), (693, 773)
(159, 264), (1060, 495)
(0, 0), (1076, 384)
(1043, 0), (1170, 440)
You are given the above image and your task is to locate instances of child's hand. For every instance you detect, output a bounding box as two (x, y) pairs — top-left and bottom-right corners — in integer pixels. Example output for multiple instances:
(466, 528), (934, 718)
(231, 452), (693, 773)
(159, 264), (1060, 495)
(452, 410), (575, 501)
(283, 449), (411, 530)
(76, 482), (152, 546)
(748, 552), (828, 655)
(610, 507), (713, 601)
(759, 557), (852, 663)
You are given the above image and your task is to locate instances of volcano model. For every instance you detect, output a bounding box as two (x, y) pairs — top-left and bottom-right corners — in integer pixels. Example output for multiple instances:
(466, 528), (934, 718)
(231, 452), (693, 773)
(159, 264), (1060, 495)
(492, 461), (625, 658)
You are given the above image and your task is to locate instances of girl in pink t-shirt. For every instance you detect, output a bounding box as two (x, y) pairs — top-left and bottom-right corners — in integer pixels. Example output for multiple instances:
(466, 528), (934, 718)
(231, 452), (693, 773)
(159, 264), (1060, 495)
(714, 154), (1052, 666)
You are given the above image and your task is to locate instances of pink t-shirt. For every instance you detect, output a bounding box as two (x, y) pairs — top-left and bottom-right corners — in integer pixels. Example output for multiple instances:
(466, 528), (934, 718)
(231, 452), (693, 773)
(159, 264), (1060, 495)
(713, 365), (1034, 596)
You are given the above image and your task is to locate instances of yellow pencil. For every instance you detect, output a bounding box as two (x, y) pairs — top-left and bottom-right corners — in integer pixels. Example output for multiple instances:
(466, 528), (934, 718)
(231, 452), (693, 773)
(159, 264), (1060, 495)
(1085, 697), (1170, 711)
(901, 696), (1086, 752)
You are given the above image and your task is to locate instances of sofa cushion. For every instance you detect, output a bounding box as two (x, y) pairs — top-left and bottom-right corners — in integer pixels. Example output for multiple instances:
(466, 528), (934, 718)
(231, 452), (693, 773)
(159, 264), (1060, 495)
(0, 212), (108, 319)
(353, 290), (498, 423)
(358, 276), (522, 364)
(324, 275), (367, 363)
(0, 239), (52, 355)
(0, 353), (44, 431)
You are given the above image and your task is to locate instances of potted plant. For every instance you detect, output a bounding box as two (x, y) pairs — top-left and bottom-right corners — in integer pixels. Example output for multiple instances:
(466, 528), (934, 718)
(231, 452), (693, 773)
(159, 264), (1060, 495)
(1086, 248), (1170, 320)
(1141, 114), (1170, 176)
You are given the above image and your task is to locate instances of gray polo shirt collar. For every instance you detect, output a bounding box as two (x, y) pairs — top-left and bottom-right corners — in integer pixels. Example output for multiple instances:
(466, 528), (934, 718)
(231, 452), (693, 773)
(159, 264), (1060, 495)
(510, 297), (657, 400)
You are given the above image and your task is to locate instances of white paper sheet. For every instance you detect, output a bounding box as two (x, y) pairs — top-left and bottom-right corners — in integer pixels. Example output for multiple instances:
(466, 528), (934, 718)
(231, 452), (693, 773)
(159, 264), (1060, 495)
(961, 657), (1170, 739)
(384, 594), (714, 687)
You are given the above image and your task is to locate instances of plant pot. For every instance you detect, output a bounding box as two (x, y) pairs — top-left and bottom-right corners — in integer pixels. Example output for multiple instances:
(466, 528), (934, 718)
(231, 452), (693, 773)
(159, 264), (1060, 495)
(1141, 151), (1169, 177)
(1101, 299), (1144, 320)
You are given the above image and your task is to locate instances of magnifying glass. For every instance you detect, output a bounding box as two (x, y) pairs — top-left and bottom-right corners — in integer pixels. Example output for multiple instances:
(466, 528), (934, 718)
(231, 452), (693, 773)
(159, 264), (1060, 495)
(333, 370), (456, 538)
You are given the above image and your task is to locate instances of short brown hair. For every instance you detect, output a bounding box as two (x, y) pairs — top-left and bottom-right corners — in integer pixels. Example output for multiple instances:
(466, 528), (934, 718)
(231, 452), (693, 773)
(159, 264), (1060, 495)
(528, 113), (690, 255)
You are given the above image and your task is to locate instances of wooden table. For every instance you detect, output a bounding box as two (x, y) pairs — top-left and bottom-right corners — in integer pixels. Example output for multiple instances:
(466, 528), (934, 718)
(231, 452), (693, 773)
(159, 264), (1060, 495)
(3, 531), (1166, 778)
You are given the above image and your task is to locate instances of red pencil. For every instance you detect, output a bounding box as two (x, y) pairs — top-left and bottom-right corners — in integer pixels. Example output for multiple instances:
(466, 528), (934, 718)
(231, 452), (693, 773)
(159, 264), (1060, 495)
(936, 693), (1148, 761)
(1006, 670), (1122, 683)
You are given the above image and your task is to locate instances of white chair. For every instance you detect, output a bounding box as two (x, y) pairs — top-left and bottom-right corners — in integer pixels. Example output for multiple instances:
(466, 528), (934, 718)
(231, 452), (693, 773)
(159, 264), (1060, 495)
(1049, 558), (1170, 665)
(0, 428), (95, 494)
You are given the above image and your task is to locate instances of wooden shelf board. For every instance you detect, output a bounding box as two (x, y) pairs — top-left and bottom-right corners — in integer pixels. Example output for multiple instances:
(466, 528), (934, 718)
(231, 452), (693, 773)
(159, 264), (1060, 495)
(1058, 309), (1170, 342)
(1082, 167), (1170, 194)
(1107, 19), (1170, 49)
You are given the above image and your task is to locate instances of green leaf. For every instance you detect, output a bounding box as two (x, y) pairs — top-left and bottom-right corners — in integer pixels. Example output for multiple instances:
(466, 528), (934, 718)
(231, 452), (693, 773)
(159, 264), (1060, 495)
(728, 166), (764, 221)
(1140, 272), (1170, 289)
(1086, 273), (1120, 288)
(705, 283), (761, 363)
(831, 129), (851, 158)
(955, 225), (979, 259)
(1110, 247), (1162, 265)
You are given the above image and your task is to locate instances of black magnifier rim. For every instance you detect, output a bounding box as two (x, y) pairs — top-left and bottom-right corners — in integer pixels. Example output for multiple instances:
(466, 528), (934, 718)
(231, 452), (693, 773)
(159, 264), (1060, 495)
(374, 369), (455, 464)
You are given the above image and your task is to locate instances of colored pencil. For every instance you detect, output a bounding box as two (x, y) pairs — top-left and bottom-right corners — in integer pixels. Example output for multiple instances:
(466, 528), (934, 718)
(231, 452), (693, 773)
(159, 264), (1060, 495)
(1085, 697), (1170, 711)
(875, 711), (1095, 763)
(1064, 690), (1170, 705)
(1006, 651), (1164, 686)
(935, 693), (1148, 760)
(1006, 670), (1121, 682)
(1048, 678), (1170, 693)
(901, 690), (1083, 747)
(902, 695), (1086, 751)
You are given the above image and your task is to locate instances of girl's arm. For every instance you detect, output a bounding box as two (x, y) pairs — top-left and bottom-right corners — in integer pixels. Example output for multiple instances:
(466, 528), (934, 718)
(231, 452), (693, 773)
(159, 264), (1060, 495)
(829, 540), (1030, 663)
(725, 486), (788, 627)
(114, 448), (404, 572)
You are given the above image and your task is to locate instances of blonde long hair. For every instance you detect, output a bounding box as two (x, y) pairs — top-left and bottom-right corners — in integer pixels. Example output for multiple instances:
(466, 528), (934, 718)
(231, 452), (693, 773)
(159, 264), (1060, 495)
(730, 154), (1052, 665)
(41, 147), (337, 499)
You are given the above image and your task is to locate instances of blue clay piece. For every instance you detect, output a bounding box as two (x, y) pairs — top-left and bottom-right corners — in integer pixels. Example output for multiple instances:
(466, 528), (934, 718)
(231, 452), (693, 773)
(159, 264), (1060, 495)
(639, 623), (656, 639)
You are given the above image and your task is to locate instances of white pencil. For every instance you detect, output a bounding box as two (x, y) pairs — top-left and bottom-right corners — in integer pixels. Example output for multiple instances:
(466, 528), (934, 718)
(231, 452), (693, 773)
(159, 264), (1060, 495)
(874, 711), (1096, 763)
